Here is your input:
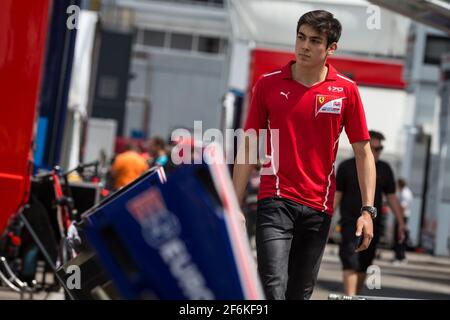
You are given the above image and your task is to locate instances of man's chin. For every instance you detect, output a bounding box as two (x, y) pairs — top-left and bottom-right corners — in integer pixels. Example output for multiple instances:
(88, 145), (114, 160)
(296, 59), (312, 66)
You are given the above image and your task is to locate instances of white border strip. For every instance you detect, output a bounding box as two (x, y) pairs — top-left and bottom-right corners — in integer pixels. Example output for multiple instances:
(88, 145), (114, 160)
(204, 143), (264, 299)
(267, 121), (280, 196)
(263, 70), (281, 77)
(323, 136), (342, 212)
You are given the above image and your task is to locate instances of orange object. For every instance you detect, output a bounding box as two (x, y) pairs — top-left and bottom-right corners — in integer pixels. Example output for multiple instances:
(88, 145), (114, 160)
(112, 151), (149, 189)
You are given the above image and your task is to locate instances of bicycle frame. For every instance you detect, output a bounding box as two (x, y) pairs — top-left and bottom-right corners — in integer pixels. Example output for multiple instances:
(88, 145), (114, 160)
(51, 170), (72, 239)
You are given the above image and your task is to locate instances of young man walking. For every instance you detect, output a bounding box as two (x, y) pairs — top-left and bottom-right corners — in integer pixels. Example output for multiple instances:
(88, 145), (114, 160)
(233, 10), (376, 300)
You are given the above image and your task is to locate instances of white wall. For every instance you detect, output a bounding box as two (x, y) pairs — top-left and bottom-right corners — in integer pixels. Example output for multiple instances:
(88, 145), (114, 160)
(435, 202), (450, 256)
(337, 86), (409, 166)
(230, 0), (410, 57)
(84, 118), (117, 164)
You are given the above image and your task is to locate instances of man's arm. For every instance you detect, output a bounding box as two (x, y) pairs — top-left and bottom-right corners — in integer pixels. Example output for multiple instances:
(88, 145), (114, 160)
(333, 191), (342, 212)
(352, 140), (376, 252)
(232, 134), (258, 222)
(386, 193), (406, 243)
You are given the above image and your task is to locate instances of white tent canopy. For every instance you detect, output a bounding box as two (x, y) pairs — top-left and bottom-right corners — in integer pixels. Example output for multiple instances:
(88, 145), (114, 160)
(229, 0), (410, 58)
(369, 0), (450, 35)
(119, 0), (230, 37)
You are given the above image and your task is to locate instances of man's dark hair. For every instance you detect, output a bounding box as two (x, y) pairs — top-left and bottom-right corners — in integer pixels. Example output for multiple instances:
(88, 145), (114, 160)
(126, 141), (139, 151)
(397, 178), (406, 189)
(369, 130), (385, 141)
(151, 136), (166, 150)
(297, 10), (342, 47)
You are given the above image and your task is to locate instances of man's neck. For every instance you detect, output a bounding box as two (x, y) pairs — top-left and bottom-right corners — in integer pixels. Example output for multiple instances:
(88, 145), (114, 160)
(292, 62), (328, 87)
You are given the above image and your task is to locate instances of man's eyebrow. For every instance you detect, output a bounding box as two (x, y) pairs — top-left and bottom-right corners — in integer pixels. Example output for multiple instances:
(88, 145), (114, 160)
(297, 32), (323, 41)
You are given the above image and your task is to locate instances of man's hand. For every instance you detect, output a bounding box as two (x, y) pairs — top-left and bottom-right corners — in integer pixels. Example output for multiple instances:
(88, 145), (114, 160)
(355, 212), (374, 252)
(237, 211), (248, 238)
(397, 223), (406, 244)
(239, 211), (246, 226)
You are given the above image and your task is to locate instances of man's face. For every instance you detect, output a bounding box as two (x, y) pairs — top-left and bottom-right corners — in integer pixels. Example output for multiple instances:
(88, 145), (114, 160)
(295, 24), (336, 67)
(370, 138), (384, 161)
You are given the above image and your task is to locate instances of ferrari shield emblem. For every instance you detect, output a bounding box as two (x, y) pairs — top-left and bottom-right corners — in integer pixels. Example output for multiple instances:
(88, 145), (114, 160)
(318, 96), (325, 104)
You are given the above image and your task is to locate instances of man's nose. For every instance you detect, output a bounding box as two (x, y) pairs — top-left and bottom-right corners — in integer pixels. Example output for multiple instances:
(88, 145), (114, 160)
(301, 40), (310, 51)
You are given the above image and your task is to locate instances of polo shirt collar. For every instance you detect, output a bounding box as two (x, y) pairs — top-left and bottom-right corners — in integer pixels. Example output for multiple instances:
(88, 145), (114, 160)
(281, 60), (337, 81)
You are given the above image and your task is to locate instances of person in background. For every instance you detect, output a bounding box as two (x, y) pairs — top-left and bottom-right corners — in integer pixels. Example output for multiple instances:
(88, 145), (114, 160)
(334, 130), (406, 296)
(147, 136), (169, 167)
(111, 142), (149, 190)
(392, 178), (413, 264)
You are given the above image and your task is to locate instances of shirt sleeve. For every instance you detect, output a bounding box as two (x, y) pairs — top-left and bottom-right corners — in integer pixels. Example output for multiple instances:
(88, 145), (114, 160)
(343, 83), (370, 144)
(400, 191), (408, 209)
(243, 77), (268, 133)
(401, 189), (413, 208)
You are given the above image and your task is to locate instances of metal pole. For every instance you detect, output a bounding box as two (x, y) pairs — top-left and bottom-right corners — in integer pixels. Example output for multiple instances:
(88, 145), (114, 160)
(418, 134), (432, 249)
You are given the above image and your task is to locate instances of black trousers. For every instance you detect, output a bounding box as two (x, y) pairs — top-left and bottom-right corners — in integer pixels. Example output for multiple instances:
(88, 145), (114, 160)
(394, 217), (409, 260)
(256, 197), (331, 300)
(339, 220), (380, 272)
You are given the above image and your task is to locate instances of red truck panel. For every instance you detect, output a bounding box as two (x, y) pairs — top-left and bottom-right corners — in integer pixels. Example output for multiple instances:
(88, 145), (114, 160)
(0, 0), (52, 233)
(249, 48), (406, 91)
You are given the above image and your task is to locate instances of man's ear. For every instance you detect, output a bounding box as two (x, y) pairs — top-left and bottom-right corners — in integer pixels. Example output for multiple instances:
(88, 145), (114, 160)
(327, 42), (337, 55)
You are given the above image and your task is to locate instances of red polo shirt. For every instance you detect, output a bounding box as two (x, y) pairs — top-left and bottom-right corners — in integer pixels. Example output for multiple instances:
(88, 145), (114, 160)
(244, 60), (369, 215)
